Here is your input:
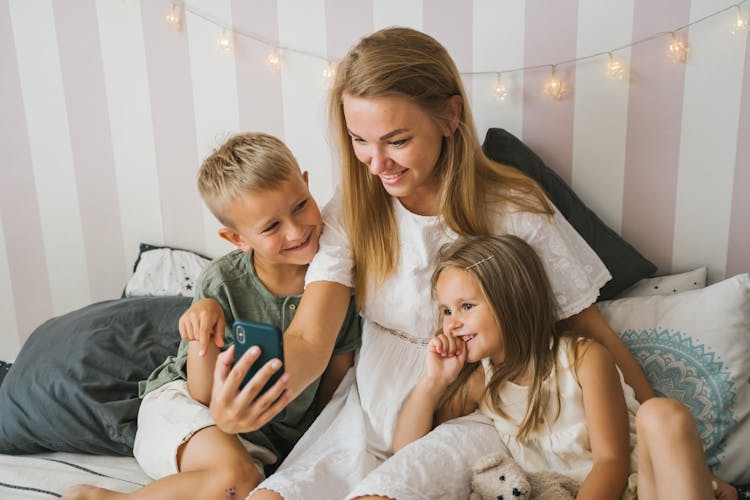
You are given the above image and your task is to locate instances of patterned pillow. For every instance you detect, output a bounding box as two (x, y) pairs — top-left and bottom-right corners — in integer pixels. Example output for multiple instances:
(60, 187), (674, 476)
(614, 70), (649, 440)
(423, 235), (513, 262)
(615, 267), (707, 298)
(596, 274), (750, 484)
(124, 243), (211, 298)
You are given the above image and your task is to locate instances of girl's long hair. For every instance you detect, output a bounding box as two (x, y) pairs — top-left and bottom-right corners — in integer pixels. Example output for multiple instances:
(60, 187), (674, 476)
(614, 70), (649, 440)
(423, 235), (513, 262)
(329, 27), (552, 308)
(431, 235), (572, 441)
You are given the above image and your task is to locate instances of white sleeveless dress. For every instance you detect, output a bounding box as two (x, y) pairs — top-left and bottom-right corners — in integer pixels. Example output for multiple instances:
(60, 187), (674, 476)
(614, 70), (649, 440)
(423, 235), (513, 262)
(480, 337), (640, 484)
(256, 190), (611, 500)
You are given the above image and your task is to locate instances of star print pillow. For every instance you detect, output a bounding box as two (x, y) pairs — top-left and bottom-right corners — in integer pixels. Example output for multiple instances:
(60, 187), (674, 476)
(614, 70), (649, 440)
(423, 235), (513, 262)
(596, 273), (750, 484)
(125, 243), (211, 297)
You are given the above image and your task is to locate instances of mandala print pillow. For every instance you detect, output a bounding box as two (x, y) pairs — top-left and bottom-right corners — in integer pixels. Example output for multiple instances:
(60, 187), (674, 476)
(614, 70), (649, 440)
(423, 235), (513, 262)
(596, 274), (750, 485)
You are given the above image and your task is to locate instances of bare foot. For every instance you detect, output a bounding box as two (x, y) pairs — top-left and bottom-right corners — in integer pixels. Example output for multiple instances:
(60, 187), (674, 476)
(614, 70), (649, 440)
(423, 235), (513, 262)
(61, 484), (126, 500)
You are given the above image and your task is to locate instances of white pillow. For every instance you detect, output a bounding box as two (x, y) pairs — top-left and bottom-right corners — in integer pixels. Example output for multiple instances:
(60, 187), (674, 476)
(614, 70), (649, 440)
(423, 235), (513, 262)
(125, 247), (211, 297)
(596, 274), (750, 484)
(615, 267), (707, 298)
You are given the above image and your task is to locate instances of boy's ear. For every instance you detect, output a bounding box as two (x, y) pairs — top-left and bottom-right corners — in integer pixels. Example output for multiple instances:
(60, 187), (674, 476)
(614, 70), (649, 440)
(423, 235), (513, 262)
(218, 227), (251, 253)
(301, 170), (309, 185)
(445, 95), (463, 135)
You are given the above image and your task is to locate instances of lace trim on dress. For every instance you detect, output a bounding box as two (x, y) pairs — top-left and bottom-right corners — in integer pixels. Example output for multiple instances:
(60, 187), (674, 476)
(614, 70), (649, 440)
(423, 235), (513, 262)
(371, 321), (430, 346)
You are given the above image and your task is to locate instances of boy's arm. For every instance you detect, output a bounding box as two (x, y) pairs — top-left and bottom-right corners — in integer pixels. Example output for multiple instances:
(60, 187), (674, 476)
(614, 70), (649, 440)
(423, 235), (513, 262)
(186, 341), (219, 404)
(567, 306), (655, 403)
(576, 340), (631, 500)
(316, 351), (354, 412)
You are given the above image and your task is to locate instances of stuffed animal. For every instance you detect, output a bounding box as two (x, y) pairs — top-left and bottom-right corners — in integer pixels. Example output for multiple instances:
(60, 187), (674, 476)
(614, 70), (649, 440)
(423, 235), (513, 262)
(469, 453), (580, 500)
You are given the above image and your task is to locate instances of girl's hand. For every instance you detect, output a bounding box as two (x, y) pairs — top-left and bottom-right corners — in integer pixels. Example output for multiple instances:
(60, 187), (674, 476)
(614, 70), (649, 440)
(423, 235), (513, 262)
(179, 298), (226, 357)
(424, 334), (467, 388)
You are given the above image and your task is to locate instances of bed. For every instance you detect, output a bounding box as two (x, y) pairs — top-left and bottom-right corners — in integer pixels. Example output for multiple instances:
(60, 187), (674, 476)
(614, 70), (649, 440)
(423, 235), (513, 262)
(1, 129), (748, 498)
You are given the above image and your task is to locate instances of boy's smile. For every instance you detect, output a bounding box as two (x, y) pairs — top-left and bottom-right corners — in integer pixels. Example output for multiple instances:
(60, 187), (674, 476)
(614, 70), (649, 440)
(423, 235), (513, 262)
(219, 171), (323, 270)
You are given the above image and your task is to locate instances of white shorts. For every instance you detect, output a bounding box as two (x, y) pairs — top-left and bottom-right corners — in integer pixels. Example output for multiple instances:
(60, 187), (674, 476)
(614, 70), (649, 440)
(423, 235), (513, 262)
(134, 380), (277, 480)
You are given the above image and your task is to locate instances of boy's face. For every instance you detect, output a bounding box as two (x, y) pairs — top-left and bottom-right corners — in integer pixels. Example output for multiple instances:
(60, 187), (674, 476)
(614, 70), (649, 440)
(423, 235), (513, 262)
(219, 171), (322, 267)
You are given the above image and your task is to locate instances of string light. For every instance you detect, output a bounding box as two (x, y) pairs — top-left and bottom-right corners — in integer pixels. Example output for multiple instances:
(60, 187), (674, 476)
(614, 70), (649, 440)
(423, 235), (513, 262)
(667, 32), (689, 63)
(165, 2), (183, 32)
(544, 66), (566, 100)
(217, 28), (233, 53)
(266, 49), (282, 70)
(161, 0), (748, 93)
(606, 53), (625, 80)
(322, 61), (336, 84)
(493, 74), (509, 101)
(731, 4), (750, 34)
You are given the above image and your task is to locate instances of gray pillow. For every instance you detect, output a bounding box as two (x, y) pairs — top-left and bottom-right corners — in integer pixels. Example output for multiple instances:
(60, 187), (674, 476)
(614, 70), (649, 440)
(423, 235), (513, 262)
(0, 296), (190, 455)
(482, 128), (656, 300)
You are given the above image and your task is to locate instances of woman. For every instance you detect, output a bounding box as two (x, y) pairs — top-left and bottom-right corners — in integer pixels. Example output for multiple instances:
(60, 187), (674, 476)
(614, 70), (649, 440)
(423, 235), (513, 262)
(197, 27), (654, 499)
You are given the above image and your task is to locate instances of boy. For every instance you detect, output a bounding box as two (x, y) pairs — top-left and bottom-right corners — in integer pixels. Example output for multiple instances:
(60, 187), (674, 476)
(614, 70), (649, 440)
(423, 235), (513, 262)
(63, 133), (360, 500)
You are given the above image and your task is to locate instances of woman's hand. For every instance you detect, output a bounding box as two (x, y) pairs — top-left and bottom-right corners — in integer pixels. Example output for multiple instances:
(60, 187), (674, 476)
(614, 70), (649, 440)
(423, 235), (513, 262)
(425, 334), (466, 389)
(209, 345), (291, 434)
(179, 298), (226, 357)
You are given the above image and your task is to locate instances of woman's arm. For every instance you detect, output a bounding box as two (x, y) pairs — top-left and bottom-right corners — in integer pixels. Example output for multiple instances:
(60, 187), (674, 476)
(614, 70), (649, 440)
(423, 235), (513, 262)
(209, 281), (353, 433)
(567, 306), (655, 403)
(576, 340), (631, 500)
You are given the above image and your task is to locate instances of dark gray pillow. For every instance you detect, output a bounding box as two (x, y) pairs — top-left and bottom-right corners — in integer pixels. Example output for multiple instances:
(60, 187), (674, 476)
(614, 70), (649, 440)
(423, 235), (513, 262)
(0, 296), (190, 455)
(482, 128), (656, 300)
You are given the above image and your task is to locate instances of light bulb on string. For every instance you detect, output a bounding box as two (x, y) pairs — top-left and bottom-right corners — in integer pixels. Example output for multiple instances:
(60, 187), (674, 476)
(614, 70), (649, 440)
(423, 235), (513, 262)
(217, 28), (234, 53)
(322, 61), (336, 85)
(543, 66), (566, 100)
(606, 52), (625, 80)
(266, 49), (282, 70)
(731, 5), (750, 34)
(667, 33), (688, 63)
(165, 2), (183, 31)
(494, 74), (509, 101)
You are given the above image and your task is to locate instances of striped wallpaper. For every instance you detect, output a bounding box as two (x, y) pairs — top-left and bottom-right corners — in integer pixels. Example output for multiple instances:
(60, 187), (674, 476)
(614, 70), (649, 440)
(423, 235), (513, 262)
(1, 0), (748, 361)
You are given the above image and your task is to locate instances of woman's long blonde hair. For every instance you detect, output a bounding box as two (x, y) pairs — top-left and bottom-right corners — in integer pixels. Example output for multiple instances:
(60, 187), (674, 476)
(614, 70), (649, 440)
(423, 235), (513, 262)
(329, 27), (552, 308)
(431, 235), (572, 441)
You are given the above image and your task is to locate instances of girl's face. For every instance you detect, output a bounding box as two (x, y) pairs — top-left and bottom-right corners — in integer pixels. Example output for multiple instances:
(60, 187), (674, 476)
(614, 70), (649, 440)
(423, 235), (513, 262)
(436, 266), (505, 365)
(342, 93), (445, 216)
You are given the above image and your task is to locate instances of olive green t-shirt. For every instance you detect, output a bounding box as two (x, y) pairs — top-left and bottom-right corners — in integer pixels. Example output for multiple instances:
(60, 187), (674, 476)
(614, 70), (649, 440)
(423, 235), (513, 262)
(138, 249), (361, 463)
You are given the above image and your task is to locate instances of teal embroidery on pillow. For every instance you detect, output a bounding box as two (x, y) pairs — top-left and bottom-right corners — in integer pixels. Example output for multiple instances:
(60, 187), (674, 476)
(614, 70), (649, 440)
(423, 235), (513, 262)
(620, 328), (736, 468)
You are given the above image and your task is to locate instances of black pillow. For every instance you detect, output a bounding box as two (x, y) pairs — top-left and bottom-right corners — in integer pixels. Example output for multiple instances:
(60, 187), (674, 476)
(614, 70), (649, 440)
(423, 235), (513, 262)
(0, 296), (190, 455)
(482, 128), (656, 300)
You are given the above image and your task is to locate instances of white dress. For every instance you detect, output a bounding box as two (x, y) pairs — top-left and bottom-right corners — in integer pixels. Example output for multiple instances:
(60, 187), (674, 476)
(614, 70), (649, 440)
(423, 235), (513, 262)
(480, 337), (640, 484)
(257, 190), (611, 500)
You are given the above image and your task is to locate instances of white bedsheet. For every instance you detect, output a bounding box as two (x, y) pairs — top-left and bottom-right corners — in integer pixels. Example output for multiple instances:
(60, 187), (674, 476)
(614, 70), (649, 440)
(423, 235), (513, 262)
(0, 452), (151, 499)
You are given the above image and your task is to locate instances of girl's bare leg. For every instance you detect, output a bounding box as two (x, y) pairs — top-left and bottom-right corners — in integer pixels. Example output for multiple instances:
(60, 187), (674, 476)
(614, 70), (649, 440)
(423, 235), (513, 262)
(636, 398), (714, 500)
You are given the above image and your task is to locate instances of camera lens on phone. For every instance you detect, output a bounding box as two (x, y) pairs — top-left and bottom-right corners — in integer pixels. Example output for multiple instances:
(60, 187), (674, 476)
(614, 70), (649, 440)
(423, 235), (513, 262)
(236, 326), (245, 343)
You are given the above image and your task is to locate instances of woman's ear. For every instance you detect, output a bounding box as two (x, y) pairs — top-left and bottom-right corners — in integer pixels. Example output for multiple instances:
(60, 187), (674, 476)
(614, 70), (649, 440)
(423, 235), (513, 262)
(445, 95), (463, 135)
(218, 227), (251, 253)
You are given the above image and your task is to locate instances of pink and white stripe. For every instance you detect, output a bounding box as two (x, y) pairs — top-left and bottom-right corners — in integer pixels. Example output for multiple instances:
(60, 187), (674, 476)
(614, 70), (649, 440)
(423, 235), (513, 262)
(1, 0), (748, 359)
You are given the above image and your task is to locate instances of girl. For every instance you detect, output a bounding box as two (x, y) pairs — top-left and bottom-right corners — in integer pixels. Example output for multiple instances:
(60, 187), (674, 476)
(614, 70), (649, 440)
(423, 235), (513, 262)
(394, 234), (728, 500)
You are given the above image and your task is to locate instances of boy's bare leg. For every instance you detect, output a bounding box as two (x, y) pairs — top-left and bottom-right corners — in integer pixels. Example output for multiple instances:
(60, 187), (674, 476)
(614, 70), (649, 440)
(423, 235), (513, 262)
(62, 426), (264, 500)
(636, 398), (714, 500)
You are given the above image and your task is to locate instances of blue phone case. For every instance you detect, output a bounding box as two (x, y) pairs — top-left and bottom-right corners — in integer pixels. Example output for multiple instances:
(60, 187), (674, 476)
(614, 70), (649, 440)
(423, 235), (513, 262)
(232, 320), (286, 419)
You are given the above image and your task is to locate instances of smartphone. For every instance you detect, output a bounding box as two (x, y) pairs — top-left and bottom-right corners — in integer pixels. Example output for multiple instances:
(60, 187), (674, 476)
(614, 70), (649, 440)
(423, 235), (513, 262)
(232, 320), (286, 419)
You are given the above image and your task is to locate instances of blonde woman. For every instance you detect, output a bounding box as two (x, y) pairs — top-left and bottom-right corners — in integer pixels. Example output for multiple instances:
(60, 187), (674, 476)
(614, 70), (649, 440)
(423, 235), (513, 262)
(189, 28), (657, 499)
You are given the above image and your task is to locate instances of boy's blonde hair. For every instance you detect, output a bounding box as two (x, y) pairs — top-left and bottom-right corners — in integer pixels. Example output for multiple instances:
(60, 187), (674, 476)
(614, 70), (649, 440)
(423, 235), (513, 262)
(329, 27), (552, 308)
(198, 132), (301, 228)
(432, 235), (571, 441)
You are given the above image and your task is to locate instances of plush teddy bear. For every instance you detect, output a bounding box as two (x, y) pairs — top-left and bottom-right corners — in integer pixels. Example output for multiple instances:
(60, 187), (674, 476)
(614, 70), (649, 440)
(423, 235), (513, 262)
(469, 453), (580, 500)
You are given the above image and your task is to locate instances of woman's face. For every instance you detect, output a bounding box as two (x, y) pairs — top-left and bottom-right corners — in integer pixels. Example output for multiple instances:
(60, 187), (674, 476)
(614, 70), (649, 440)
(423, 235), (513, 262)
(342, 93), (446, 216)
